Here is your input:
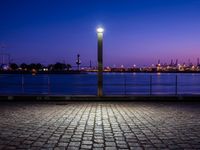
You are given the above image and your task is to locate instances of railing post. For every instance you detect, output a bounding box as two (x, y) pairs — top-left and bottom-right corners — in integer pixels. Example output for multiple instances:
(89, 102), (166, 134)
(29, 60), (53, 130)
(124, 75), (126, 95)
(21, 74), (24, 94)
(175, 75), (178, 95)
(48, 75), (50, 94)
(150, 75), (152, 95)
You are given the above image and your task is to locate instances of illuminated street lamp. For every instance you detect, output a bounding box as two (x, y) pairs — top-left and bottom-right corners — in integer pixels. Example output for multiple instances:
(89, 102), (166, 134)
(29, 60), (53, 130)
(97, 27), (104, 33)
(97, 27), (104, 96)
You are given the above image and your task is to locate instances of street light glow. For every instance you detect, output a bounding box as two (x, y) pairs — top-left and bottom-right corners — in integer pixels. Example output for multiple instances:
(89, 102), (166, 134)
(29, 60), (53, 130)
(97, 27), (104, 33)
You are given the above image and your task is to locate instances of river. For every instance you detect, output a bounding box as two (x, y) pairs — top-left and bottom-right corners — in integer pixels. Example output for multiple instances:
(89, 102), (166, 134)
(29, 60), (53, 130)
(0, 73), (200, 95)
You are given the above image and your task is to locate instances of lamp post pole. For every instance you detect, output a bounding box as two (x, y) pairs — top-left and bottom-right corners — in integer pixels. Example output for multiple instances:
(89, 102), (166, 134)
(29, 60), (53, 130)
(97, 27), (104, 97)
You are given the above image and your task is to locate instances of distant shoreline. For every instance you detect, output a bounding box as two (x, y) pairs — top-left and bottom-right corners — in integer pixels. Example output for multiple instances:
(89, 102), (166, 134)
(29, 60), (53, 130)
(1, 70), (200, 74)
(0, 70), (87, 74)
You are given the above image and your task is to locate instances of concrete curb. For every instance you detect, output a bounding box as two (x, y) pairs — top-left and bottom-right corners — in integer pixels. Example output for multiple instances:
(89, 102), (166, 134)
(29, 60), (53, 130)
(0, 95), (200, 101)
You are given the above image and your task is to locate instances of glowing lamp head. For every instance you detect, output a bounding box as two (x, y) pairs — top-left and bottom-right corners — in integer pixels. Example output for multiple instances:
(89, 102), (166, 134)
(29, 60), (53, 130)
(97, 27), (104, 33)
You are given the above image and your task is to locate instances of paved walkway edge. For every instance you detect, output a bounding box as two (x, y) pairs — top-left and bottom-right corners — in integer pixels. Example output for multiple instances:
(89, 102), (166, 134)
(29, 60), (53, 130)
(0, 95), (200, 101)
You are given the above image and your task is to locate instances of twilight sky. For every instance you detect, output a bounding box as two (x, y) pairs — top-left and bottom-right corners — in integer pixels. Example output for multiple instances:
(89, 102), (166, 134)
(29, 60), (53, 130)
(0, 0), (200, 67)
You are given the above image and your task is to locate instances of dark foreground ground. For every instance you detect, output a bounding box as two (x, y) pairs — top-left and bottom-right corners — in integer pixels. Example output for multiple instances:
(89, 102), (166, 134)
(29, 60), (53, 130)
(0, 101), (200, 150)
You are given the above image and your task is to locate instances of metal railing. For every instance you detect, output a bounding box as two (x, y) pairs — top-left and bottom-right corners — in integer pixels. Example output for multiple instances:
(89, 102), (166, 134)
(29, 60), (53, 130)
(0, 73), (200, 96)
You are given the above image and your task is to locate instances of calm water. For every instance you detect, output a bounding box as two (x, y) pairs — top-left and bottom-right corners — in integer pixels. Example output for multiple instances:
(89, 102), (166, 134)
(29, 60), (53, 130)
(0, 73), (200, 95)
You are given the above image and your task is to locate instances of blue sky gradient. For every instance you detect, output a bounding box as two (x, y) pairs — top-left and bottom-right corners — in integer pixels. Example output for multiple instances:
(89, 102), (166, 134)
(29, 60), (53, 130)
(0, 0), (200, 67)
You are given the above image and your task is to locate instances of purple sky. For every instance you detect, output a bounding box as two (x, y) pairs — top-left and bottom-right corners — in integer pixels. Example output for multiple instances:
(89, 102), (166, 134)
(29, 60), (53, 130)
(0, 0), (200, 67)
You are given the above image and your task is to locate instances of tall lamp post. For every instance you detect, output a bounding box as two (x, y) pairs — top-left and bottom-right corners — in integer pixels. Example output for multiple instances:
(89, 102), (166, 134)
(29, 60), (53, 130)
(97, 27), (104, 97)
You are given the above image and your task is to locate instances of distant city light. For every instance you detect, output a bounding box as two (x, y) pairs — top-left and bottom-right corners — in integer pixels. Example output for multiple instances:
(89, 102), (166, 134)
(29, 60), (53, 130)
(97, 27), (104, 33)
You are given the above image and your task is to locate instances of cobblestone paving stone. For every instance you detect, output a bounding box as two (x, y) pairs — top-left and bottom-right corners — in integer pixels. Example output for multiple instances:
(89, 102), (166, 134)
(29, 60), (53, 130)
(0, 101), (200, 150)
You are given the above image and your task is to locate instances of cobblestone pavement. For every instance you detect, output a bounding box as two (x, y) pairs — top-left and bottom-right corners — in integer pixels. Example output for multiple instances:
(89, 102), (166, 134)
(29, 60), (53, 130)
(0, 101), (200, 150)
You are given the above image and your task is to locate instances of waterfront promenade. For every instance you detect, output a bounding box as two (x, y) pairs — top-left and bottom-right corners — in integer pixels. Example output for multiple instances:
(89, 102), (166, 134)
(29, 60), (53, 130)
(0, 101), (200, 149)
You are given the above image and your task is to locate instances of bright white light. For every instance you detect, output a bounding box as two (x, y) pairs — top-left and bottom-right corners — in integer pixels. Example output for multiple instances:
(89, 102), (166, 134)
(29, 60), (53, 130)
(97, 27), (104, 33)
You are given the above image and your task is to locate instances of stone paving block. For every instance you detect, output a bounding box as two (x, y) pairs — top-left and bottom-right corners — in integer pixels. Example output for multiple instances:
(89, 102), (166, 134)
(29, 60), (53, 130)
(92, 148), (104, 150)
(68, 141), (81, 147)
(117, 144), (129, 149)
(3, 146), (17, 150)
(17, 144), (31, 149)
(67, 146), (81, 150)
(82, 136), (93, 141)
(57, 142), (69, 147)
(32, 141), (45, 147)
(130, 147), (144, 150)
(128, 142), (141, 147)
(82, 140), (93, 145)
(81, 144), (92, 149)
(105, 137), (115, 142)
(54, 147), (66, 150)
(29, 146), (42, 150)
(93, 143), (104, 148)
(42, 143), (56, 148)
(7, 141), (21, 146)
(105, 147), (118, 150)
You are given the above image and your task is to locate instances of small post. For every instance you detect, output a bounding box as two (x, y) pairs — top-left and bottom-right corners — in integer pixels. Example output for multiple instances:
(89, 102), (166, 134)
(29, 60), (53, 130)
(124, 75), (127, 95)
(175, 75), (178, 95)
(48, 75), (50, 94)
(21, 74), (24, 94)
(150, 75), (152, 95)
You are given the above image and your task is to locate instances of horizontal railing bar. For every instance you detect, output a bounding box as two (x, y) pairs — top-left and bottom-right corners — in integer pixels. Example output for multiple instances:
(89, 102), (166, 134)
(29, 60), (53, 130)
(1, 83), (200, 87)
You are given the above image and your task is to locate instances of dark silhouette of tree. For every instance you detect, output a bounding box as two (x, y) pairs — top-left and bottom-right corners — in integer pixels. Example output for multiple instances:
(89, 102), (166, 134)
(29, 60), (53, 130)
(20, 63), (28, 70)
(53, 62), (66, 71)
(16, 62), (72, 72)
(36, 63), (43, 70)
(10, 63), (18, 70)
(66, 64), (72, 71)
(48, 64), (54, 71)
(29, 63), (37, 70)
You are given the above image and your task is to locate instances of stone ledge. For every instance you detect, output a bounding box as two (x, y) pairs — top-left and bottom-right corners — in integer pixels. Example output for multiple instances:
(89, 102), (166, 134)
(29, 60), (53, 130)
(0, 95), (200, 101)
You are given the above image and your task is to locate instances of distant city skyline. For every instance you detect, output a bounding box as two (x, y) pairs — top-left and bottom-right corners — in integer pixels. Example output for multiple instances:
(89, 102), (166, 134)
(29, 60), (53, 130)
(1, 0), (200, 67)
